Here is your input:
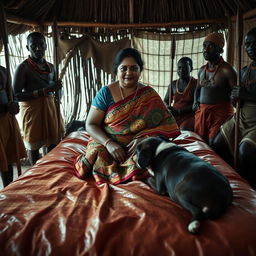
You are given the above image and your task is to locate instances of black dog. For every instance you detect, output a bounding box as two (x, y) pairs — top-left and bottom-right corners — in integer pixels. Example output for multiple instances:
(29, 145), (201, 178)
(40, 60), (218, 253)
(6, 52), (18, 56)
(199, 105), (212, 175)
(135, 136), (233, 234)
(65, 120), (85, 137)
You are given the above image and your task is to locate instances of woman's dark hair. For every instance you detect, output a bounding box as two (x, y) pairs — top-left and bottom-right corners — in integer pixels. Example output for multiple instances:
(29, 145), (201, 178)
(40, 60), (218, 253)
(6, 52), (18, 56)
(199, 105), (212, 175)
(178, 57), (193, 71)
(27, 32), (46, 44)
(112, 48), (144, 75)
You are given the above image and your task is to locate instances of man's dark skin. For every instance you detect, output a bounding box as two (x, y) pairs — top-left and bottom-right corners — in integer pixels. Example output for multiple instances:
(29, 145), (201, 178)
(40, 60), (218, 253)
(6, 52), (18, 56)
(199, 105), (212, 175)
(193, 40), (237, 145)
(212, 28), (256, 188)
(13, 32), (62, 165)
(0, 66), (19, 186)
(164, 57), (194, 116)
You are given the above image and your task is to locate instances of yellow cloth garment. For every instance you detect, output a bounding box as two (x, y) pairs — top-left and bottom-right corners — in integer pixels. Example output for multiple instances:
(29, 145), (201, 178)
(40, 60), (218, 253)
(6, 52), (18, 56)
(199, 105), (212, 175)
(0, 113), (26, 171)
(20, 96), (64, 150)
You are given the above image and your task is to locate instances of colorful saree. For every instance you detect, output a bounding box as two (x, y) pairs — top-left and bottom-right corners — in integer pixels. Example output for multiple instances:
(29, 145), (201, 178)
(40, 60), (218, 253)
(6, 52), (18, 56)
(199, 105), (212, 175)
(74, 86), (180, 184)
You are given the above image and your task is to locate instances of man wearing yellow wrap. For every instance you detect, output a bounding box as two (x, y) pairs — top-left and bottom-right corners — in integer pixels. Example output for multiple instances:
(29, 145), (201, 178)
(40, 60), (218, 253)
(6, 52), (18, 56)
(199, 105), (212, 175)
(74, 48), (180, 185)
(193, 32), (237, 146)
(13, 32), (64, 165)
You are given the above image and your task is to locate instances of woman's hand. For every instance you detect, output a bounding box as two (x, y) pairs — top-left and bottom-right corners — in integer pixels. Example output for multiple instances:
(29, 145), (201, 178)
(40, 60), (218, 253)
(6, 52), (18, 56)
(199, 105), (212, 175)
(106, 141), (126, 163)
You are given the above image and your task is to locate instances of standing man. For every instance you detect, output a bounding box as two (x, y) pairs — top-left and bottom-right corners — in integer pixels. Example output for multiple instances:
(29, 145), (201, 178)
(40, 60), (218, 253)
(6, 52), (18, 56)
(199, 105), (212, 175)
(212, 28), (256, 189)
(0, 65), (26, 187)
(193, 32), (237, 146)
(164, 57), (197, 131)
(13, 32), (64, 165)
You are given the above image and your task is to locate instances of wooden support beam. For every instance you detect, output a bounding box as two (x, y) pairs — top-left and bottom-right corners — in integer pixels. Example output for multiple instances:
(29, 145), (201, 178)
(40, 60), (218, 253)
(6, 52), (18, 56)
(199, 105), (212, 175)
(6, 14), (227, 29)
(129, 0), (134, 24)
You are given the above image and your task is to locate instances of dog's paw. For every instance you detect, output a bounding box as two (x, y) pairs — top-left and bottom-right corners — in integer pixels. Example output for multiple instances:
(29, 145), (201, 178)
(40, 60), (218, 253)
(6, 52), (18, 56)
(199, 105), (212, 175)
(188, 220), (200, 234)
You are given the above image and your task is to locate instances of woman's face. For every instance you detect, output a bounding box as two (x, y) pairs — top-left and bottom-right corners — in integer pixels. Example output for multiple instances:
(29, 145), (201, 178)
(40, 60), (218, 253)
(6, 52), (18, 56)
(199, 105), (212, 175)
(117, 57), (141, 88)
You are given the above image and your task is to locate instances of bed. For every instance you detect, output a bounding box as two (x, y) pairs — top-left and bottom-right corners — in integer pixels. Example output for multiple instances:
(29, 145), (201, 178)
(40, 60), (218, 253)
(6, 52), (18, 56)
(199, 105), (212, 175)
(0, 130), (256, 256)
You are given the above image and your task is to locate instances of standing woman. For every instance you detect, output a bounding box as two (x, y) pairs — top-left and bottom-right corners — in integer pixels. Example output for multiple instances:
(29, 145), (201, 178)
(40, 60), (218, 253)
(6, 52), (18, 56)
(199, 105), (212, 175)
(164, 57), (197, 131)
(74, 48), (180, 184)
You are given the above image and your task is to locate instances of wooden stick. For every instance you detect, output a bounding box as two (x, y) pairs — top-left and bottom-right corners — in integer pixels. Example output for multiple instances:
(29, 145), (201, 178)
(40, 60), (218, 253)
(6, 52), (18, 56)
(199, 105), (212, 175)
(52, 17), (62, 142)
(6, 13), (227, 28)
(0, 3), (22, 176)
(169, 34), (176, 107)
(234, 6), (243, 168)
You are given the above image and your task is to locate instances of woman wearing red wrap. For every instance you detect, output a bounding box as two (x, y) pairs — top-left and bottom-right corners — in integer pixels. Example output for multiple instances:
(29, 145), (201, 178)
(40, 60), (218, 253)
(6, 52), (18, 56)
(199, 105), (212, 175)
(164, 57), (197, 131)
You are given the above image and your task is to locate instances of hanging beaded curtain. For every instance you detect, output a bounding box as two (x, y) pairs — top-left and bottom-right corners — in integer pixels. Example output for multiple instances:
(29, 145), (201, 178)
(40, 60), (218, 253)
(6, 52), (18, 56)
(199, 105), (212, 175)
(132, 27), (226, 98)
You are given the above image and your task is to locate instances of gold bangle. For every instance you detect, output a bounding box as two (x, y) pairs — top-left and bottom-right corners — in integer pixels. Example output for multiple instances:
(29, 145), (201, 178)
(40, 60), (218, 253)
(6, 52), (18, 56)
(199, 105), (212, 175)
(33, 90), (39, 98)
(104, 138), (112, 147)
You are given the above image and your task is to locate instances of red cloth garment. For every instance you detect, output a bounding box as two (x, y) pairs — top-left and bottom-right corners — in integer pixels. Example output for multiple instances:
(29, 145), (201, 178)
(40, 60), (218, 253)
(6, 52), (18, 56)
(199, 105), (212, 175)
(173, 77), (197, 130)
(194, 103), (234, 141)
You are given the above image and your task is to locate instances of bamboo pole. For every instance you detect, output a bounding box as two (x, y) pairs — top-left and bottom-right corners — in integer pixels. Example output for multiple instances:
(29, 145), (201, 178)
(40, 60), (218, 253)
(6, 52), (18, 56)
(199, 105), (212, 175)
(234, 6), (243, 168)
(0, 3), (22, 176)
(52, 17), (62, 142)
(169, 34), (176, 107)
(6, 14), (227, 28)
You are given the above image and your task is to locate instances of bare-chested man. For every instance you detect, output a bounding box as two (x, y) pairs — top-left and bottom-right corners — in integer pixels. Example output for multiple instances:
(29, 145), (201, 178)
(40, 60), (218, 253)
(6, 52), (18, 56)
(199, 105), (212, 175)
(164, 57), (197, 131)
(0, 65), (26, 187)
(212, 28), (256, 189)
(13, 32), (64, 165)
(193, 32), (237, 146)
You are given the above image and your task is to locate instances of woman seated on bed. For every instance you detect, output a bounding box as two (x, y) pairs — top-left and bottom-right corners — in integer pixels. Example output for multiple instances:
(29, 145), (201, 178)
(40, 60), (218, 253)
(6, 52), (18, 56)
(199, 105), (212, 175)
(74, 48), (180, 185)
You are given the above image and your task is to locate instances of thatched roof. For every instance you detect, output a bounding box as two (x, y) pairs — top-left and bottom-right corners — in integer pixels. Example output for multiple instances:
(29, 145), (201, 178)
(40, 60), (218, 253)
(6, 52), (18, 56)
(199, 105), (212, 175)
(3, 0), (256, 35)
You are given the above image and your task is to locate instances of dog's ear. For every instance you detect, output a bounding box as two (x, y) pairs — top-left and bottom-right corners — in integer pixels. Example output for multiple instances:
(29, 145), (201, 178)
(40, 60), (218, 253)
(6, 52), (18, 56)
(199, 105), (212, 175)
(136, 148), (153, 169)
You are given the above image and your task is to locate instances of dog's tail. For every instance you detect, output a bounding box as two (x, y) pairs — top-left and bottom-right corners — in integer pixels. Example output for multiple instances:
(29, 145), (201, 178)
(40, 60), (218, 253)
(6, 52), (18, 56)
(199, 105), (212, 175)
(202, 205), (223, 220)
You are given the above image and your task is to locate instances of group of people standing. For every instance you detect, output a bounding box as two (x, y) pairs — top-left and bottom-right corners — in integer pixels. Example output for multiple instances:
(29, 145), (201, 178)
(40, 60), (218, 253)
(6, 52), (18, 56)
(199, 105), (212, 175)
(0, 32), (63, 187)
(164, 29), (256, 189)
(1, 28), (256, 189)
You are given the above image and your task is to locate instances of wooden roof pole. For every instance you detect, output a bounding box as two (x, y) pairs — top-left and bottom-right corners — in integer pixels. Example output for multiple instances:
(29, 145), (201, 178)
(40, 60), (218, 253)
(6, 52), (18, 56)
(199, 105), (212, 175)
(234, 5), (243, 169)
(169, 34), (176, 107)
(6, 14), (227, 29)
(5, 7), (256, 29)
(52, 17), (62, 142)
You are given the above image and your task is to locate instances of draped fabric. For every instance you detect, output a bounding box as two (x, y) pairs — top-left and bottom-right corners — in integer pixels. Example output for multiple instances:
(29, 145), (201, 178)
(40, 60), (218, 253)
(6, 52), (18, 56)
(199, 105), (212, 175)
(0, 113), (26, 171)
(74, 86), (180, 184)
(1, 130), (256, 256)
(58, 36), (131, 75)
(221, 102), (256, 156)
(172, 77), (197, 130)
(20, 96), (64, 150)
(194, 103), (234, 141)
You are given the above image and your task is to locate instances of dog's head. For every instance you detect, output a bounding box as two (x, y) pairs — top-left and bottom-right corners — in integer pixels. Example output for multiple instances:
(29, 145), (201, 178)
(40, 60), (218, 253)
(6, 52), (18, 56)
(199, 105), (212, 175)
(65, 120), (85, 136)
(135, 136), (173, 169)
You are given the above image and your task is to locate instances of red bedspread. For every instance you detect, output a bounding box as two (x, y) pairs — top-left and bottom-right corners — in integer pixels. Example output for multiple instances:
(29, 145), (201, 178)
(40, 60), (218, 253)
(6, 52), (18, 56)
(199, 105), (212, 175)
(0, 131), (256, 256)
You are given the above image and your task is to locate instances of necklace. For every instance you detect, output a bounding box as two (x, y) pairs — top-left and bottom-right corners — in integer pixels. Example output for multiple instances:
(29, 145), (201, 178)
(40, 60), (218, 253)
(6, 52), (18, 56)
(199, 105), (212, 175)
(201, 57), (224, 87)
(27, 56), (52, 74)
(119, 84), (139, 101)
(176, 77), (192, 95)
